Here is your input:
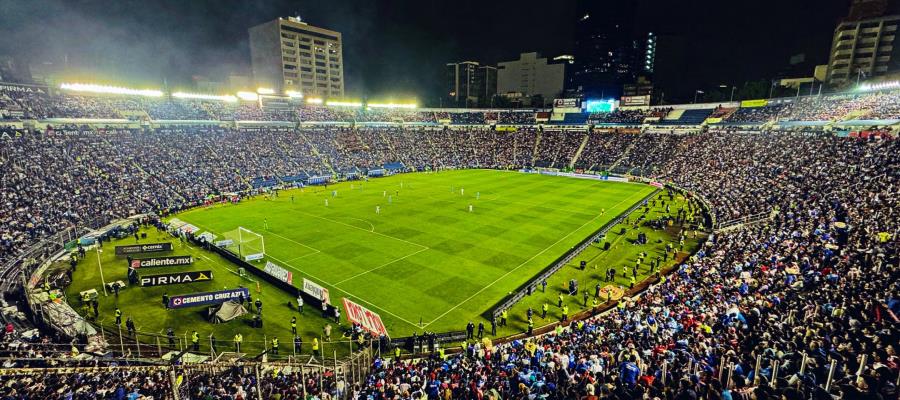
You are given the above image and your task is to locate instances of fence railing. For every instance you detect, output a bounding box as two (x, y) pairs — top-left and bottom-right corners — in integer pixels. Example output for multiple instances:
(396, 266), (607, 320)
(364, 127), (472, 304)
(490, 187), (661, 319)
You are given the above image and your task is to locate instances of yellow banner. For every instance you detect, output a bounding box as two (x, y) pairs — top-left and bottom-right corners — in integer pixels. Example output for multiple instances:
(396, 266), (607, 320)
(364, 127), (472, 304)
(740, 99), (768, 108)
(705, 117), (723, 124)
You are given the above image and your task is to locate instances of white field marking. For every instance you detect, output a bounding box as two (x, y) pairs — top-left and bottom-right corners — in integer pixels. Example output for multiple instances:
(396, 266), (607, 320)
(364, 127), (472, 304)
(333, 247), (430, 286)
(265, 253), (422, 328)
(423, 188), (652, 327)
(265, 230), (322, 254)
(185, 244), (257, 283)
(293, 209), (429, 250)
(285, 252), (321, 263)
(339, 217), (375, 232)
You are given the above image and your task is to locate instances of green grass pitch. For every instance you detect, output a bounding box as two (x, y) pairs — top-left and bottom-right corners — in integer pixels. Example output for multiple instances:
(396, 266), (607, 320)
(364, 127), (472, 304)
(67, 169), (683, 355)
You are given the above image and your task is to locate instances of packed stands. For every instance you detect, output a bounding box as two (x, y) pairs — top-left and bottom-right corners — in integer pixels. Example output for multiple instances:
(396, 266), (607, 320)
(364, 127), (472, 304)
(0, 87), (898, 400)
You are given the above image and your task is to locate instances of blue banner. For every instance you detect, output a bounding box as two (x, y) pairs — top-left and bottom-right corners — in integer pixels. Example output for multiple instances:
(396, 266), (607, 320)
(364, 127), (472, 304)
(167, 288), (250, 309)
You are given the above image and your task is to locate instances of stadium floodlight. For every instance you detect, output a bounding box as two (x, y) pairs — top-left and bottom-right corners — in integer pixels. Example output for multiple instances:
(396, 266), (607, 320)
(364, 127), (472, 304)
(60, 83), (164, 97)
(236, 91), (259, 101)
(172, 92), (238, 102)
(367, 103), (417, 109)
(256, 87), (275, 95)
(306, 97), (324, 105)
(326, 100), (363, 107)
(286, 90), (304, 98)
(858, 81), (900, 92)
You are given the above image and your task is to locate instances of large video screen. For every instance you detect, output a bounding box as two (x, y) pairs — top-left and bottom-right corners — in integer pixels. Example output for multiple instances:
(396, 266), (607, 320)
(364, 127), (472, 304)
(584, 99), (617, 113)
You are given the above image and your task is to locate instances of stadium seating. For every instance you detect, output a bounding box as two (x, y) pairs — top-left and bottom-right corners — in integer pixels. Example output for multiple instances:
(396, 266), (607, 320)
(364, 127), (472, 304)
(0, 87), (898, 400)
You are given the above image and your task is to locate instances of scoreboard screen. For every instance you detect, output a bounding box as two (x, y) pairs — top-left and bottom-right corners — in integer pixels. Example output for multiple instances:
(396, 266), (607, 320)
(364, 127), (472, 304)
(584, 99), (617, 113)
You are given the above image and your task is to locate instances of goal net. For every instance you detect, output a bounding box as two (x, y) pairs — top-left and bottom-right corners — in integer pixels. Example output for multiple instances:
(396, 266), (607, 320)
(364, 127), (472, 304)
(223, 227), (265, 262)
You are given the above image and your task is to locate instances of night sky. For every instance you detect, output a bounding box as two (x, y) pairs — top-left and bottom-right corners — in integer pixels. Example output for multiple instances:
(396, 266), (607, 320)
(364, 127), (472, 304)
(0, 0), (850, 104)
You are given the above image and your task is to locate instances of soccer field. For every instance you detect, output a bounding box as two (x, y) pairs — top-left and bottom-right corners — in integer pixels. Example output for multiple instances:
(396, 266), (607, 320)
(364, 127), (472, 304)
(175, 169), (654, 335)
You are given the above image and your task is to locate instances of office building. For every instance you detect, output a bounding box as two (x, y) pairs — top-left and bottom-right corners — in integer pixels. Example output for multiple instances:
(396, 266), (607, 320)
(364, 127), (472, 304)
(249, 17), (344, 97)
(446, 61), (496, 107)
(572, 1), (655, 98)
(497, 52), (565, 106)
(826, 0), (900, 85)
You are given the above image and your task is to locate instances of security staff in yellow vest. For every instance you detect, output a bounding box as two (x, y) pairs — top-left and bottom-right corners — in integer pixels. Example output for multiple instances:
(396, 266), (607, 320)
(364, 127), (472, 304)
(312, 337), (320, 357)
(527, 317), (534, 335)
(115, 308), (122, 325)
(500, 310), (508, 327)
(541, 303), (549, 319)
(191, 331), (200, 351)
(233, 333), (243, 352)
(271, 337), (279, 355)
(561, 306), (569, 322)
(290, 316), (297, 335)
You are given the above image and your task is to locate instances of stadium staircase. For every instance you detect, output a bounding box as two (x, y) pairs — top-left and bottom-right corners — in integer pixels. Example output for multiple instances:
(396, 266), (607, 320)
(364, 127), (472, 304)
(607, 140), (638, 173)
(424, 134), (445, 169)
(298, 132), (337, 175)
(379, 130), (400, 162)
(530, 130), (542, 166)
(568, 133), (591, 169)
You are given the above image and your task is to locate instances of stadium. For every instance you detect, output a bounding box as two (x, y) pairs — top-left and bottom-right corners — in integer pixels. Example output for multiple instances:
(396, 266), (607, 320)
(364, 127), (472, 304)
(0, 1), (899, 399)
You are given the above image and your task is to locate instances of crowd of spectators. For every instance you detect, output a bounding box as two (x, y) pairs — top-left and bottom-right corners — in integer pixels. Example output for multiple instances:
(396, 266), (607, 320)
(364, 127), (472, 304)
(0, 97), (898, 399)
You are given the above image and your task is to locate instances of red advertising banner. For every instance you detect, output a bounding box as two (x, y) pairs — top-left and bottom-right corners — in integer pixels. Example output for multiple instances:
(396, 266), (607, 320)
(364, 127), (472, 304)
(342, 298), (389, 338)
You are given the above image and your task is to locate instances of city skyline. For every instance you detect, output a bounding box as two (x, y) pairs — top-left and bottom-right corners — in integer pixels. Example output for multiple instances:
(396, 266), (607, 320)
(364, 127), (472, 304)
(1, 0), (852, 103)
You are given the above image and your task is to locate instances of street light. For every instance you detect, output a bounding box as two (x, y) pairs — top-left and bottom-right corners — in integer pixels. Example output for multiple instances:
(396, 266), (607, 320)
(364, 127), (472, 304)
(719, 84), (737, 102)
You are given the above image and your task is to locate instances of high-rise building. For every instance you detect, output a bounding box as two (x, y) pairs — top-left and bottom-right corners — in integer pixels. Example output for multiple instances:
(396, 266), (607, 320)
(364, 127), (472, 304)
(446, 61), (479, 107)
(479, 65), (498, 106)
(249, 17), (344, 97)
(826, 1), (900, 85)
(571, 1), (655, 98)
(446, 61), (497, 107)
(497, 52), (565, 106)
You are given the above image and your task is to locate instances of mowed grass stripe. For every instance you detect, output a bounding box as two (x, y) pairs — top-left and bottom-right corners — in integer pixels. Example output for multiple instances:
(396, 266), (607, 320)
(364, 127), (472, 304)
(177, 170), (652, 334)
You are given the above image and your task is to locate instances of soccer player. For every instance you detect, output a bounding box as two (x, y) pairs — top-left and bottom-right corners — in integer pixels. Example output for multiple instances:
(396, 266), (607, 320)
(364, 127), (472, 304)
(460, 188), (464, 196)
(468, 204), (473, 213)
(324, 199), (329, 207)
(376, 205), (381, 215)
(476, 192), (480, 200)
(388, 195), (392, 204)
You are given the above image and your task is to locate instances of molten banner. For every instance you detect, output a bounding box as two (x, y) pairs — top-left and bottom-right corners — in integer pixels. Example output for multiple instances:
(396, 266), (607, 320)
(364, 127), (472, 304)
(342, 298), (389, 338)
(263, 261), (293, 285)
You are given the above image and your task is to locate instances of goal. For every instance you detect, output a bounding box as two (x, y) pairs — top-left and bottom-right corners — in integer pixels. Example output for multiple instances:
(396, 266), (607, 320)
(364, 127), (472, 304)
(223, 227), (265, 262)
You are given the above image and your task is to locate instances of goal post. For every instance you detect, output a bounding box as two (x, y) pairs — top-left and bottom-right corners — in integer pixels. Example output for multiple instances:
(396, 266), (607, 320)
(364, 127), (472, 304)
(223, 227), (265, 261)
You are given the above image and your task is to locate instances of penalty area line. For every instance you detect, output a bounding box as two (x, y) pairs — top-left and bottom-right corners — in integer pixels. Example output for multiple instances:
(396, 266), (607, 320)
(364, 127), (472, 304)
(265, 254), (423, 329)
